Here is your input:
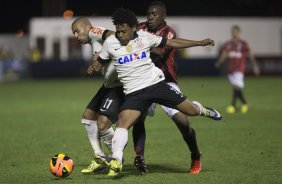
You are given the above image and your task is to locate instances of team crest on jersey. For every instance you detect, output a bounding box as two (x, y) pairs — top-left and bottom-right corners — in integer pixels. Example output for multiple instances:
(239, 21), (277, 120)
(167, 32), (174, 39)
(126, 44), (133, 52)
(134, 38), (144, 49)
(118, 51), (147, 64)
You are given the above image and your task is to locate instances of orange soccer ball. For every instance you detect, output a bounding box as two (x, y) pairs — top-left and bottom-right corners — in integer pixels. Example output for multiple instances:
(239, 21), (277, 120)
(49, 153), (74, 178)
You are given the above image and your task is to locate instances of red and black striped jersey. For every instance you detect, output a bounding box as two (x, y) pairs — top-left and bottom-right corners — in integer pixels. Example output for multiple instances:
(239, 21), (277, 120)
(223, 40), (250, 73)
(138, 22), (178, 83)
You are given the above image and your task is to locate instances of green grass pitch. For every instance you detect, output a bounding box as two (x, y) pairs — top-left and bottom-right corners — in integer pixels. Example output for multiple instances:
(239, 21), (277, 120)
(0, 76), (282, 184)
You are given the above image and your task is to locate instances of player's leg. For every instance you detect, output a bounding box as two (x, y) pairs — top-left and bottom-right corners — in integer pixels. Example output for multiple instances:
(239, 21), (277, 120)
(80, 86), (109, 173)
(227, 72), (247, 113)
(175, 99), (222, 120)
(82, 109), (104, 156)
(161, 82), (201, 173)
(113, 109), (141, 161)
(95, 109), (142, 176)
(81, 108), (107, 173)
(232, 72), (248, 113)
(153, 82), (222, 120)
(95, 90), (152, 176)
(97, 115), (114, 155)
(132, 111), (148, 174)
(97, 85), (124, 155)
(171, 112), (201, 174)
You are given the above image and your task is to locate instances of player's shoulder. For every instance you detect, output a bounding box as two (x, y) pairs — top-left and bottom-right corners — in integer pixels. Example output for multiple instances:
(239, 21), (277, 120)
(136, 29), (151, 37)
(104, 34), (118, 45)
(88, 26), (106, 43)
(137, 29), (160, 40)
(90, 26), (106, 35)
(137, 22), (147, 29)
(159, 23), (176, 38)
(163, 23), (175, 33)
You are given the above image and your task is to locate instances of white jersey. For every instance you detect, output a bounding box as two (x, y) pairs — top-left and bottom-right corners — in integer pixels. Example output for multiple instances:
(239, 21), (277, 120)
(88, 27), (122, 88)
(99, 30), (165, 94)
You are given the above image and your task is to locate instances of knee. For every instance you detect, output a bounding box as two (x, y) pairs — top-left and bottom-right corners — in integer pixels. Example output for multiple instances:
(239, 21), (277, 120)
(97, 115), (112, 131)
(82, 108), (98, 120)
(116, 110), (140, 129)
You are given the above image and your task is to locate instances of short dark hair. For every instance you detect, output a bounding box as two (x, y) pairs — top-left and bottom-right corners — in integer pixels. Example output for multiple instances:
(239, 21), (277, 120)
(112, 8), (138, 28)
(149, 1), (166, 16)
(232, 25), (241, 32)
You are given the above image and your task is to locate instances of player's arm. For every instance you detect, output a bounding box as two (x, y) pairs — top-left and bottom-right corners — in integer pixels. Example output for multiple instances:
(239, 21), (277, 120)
(165, 38), (215, 48)
(214, 50), (227, 69)
(148, 32), (214, 53)
(247, 50), (260, 75)
(87, 52), (101, 74)
(89, 27), (115, 42)
(103, 30), (115, 40)
(96, 41), (111, 69)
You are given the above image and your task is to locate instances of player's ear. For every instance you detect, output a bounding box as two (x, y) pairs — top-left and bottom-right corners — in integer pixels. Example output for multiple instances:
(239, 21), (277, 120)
(85, 24), (92, 32)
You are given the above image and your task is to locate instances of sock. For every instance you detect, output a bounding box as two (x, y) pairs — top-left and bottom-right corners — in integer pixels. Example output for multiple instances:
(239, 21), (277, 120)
(172, 115), (201, 160)
(99, 127), (114, 155)
(81, 119), (105, 156)
(237, 89), (247, 104)
(132, 114), (146, 156)
(191, 101), (203, 115)
(232, 89), (239, 106)
(184, 128), (201, 160)
(112, 128), (128, 163)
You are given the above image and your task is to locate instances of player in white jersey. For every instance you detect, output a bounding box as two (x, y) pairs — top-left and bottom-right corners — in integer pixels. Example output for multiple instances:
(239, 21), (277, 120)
(92, 8), (222, 176)
(71, 17), (125, 174)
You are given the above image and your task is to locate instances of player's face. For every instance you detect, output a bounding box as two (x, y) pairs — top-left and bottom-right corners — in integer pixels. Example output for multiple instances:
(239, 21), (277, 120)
(72, 23), (89, 44)
(147, 6), (165, 30)
(116, 23), (136, 45)
(231, 28), (240, 40)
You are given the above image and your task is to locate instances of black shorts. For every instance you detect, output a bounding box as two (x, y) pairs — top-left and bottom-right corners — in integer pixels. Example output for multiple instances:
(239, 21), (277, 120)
(87, 85), (124, 122)
(120, 81), (186, 113)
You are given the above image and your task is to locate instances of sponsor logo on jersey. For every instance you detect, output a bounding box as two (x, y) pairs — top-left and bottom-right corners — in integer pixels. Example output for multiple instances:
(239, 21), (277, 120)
(228, 51), (242, 58)
(117, 51), (147, 64)
(90, 27), (103, 36)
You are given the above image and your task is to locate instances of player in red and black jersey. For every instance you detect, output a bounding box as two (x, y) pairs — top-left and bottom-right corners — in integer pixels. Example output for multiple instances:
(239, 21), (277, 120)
(215, 25), (260, 114)
(132, 1), (203, 174)
(138, 20), (177, 83)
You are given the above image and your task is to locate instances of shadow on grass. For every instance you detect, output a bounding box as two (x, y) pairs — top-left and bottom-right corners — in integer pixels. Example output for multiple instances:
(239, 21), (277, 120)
(93, 163), (186, 180)
(50, 177), (73, 181)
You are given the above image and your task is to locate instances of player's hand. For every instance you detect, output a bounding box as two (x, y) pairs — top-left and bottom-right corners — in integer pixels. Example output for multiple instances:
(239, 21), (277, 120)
(87, 65), (95, 75)
(253, 65), (260, 76)
(202, 38), (215, 46)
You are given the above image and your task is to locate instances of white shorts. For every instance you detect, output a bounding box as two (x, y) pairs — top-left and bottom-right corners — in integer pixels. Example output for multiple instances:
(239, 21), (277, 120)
(228, 72), (244, 88)
(147, 82), (180, 118)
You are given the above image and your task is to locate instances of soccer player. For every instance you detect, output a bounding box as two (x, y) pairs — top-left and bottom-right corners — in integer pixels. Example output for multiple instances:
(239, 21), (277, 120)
(93, 8), (222, 176)
(71, 17), (121, 173)
(72, 17), (149, 174)
(215, 25), (260, 114)
(132, 1), (203, 174)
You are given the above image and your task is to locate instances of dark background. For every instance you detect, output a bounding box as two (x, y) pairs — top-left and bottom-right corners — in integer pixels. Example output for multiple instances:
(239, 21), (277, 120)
(1, 0), (282, 33)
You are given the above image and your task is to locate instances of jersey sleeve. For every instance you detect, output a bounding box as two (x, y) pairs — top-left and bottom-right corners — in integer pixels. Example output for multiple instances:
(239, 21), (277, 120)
(88, 26), (107, 42)
(243, 42), (251, 52)
(154, 28), (176, 54)
(145, 31), (166, 47)
(98, 40), (111, 64)
(91, 41), (103, 54)
(223, 42), (229, 52)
